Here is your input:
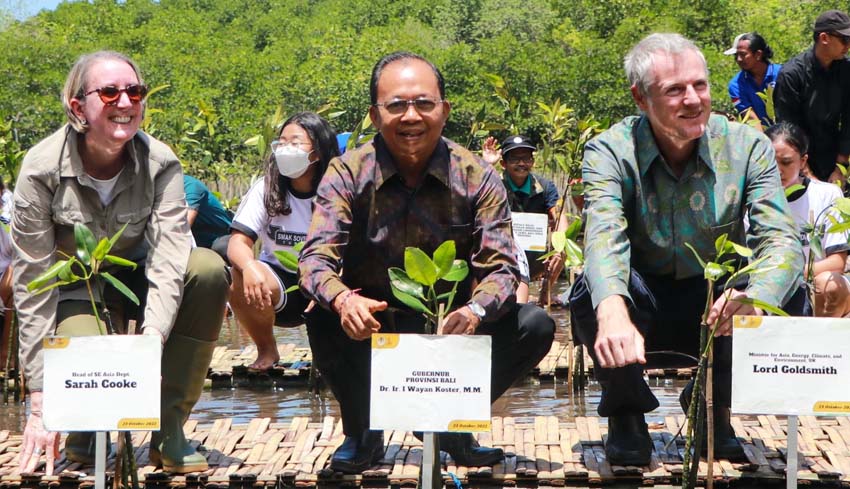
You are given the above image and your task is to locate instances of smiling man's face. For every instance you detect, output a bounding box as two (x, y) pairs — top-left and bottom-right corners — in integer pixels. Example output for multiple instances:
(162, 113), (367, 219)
(632, 49), (711, 149)
(369, 59), (450, 170)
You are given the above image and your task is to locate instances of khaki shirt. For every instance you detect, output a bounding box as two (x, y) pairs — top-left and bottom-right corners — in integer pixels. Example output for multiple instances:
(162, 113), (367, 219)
(12, 126), (191, 390)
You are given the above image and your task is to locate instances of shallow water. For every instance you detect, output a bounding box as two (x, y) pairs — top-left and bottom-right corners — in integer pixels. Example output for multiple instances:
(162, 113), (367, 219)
(0, 281), (693, 431)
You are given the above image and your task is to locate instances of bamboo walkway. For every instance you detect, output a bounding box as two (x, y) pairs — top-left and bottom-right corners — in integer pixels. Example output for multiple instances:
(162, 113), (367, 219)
(204, 341), (696, 389)
(1, 415), (849, 488)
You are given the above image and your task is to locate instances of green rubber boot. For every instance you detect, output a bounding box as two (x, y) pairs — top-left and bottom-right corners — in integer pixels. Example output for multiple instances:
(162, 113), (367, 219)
(149, 334), (214, 473)
(64, 432), (111, 465)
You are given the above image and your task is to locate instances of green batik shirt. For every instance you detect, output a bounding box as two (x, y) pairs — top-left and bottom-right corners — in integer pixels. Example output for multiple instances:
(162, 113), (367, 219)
(582, 114), (803, 309)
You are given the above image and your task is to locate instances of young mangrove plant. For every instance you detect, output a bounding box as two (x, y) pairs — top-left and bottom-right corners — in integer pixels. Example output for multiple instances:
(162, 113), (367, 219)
(682, 234), (788, 489)
(387, 240), (469, 333)
(27, 222), (141, 488)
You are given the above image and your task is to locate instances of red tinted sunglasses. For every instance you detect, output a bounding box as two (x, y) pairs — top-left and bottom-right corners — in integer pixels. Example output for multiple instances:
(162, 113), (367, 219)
(83, 84), (148, 105)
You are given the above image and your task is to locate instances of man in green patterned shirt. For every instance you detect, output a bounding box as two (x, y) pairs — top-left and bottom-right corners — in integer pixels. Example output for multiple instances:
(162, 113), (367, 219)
(569, 33), (805, 466)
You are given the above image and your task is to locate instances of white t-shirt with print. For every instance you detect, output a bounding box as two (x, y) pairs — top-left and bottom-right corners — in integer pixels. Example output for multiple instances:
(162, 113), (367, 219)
(787, 179), (850, 262)
(231, 179), (313, 271)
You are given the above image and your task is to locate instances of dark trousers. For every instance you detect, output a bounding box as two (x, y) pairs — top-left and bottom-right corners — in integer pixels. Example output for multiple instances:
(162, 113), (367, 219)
(569, 269), (808, 417)
(306, 302), (555, 436)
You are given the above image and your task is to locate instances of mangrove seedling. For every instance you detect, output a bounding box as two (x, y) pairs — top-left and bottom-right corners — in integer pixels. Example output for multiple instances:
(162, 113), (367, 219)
(681, 234), (788, 489)
(387, 240), (469, 333)
(274, 241), (305, 293)
(26, 222), (141, 488)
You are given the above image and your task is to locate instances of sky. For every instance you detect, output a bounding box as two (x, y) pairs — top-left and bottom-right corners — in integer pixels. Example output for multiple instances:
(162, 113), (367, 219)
(5, 0), (65, 19)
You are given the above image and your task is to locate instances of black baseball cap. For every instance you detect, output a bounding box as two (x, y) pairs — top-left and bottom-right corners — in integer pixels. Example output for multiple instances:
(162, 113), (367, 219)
(500, 135), (536, 155)
(814, 10), (850, 36)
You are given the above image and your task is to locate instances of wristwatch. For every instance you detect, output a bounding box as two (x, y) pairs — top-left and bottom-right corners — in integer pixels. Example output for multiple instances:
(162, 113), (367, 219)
(467, 301), (486, 321)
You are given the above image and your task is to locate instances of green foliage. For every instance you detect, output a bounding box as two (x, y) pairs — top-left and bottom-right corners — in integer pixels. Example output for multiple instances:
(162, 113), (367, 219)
(274, 241), (305, 293)
(387, 240), (469, 332)
(0, 118), (24, 188)
(540, 216), (584, 268)
(0, 0), (841, 184)
(28, 222), (139, 335)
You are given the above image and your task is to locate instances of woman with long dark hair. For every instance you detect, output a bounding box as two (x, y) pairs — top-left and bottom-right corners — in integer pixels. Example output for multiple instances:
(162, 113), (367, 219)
(227, 111), (339, 370)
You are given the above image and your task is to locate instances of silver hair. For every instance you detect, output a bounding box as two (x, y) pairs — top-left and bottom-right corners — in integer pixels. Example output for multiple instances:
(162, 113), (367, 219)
(624, 33), (708, 95)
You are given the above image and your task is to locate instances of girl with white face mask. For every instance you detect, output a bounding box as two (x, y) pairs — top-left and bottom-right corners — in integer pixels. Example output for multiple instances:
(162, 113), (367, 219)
(227, 112), (341, 371)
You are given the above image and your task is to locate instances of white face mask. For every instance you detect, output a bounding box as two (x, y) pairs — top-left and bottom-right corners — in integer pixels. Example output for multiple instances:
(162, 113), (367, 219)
(274, 145), (314, 179)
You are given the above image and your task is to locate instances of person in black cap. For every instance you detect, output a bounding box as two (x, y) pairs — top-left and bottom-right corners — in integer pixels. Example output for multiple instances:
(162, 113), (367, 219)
(483, 135), (567, 284)
(774, 9), (850, 182)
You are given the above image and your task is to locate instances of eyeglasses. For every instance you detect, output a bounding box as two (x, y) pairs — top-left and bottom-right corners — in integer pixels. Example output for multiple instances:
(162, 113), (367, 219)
(505, 155), (534, 165)
(828, 32), (850, 45)
(83, 84), (148, 105)
(270, 140), (312, 151)
(373, 97), (443, 115)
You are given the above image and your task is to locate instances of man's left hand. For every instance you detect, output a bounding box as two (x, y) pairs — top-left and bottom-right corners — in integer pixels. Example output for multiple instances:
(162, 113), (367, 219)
(546, 252), (564, 283)
(706, 289), (763, 336)
(440, 306), (481, 335)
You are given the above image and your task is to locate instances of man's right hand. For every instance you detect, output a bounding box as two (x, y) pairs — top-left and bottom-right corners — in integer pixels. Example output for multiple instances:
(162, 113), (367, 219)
(333, 291), (388, 341)
(594, 295), (646, 368)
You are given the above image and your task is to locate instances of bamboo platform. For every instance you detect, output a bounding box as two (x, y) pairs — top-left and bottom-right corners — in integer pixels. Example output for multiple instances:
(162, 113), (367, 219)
(208, 344), (313, 389)
(206, 341), (696, 389)
(2, 415), (849, 487)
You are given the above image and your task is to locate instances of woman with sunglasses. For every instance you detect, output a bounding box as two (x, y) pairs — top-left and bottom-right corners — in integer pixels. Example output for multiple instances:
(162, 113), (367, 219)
(227, 112), (339, 371)
(13, 51), (229, 475)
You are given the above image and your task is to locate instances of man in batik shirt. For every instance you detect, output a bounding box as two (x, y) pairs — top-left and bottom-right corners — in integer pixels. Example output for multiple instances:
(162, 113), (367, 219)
(569, 33), (804, 466)
(299, 52), (555, 474)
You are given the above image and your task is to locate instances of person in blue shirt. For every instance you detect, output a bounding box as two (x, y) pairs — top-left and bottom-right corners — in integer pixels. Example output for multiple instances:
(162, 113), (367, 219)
(726, 32), (781, 127)
(183, 175), (232, 255)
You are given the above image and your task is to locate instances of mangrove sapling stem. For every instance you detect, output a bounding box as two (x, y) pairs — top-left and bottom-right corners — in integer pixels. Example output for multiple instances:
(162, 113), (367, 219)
(126, 432), (139, 489)
(84, 279), (105, 336)
(706, 347), (714, 489)
(682, 281), (714, 489)
(3, 313), (13, 403)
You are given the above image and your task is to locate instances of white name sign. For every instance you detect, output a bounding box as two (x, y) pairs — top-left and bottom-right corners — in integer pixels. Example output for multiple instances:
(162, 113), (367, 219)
(43, 335), (161, 431)
(732, 316), (850, 416)
(370, 333), (491, 432)
(512, 212), (549, 252)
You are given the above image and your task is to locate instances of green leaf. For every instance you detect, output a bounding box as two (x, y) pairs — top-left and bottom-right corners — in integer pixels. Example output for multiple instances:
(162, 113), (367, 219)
(432, 241), (456, 279)
(551, 231), (567, 253)
(835, 197), (850, 216)
(104, 255), (138, 270)
(293, 241), (306, 252)
(285, 284), (299, 293)
(57, 259), (79, 282)
(442, 260), (469, 282)
(564, 218), (582, 240)
(729, 242), (753, 258)
(107, 222), (130, 252)
(731, 297), (789, 317)
(101, 271), (140, 306)
(404, 247), (438, 286)
(784, 184), (804, 198)
(388, 267), (425, 299)
(92, 238), (110, 261)
(704, 262), (728, 281)
(274, 250), (299, 272)
(810, 234), (825, 260)
(714, 234), (728, 257)
(564, 239), (584, 267)
(74, 223), (97, 265)
(390, 287), (432, 315)
(27, 259), (69, 292)
(29, 279), (74, 295)
(684, 243), (707, 270)
(827, 221), (850, 234)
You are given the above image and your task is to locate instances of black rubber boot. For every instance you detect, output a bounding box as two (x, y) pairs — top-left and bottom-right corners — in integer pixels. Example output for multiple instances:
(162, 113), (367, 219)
(679, 382), (747, 462)
(329, 430), (384, 474)
(605, 414), (652, 466)
(440, 433), (504, 467)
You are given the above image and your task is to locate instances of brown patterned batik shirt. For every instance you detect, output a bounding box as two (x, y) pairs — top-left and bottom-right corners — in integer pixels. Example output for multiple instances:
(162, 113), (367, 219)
(299, 135), (519, 321)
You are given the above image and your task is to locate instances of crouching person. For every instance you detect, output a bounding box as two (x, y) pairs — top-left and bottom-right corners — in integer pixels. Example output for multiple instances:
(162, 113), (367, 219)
(570, 34), (805, 466)
(299, 52), (555, 474)
(13, 51), (229, 475)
